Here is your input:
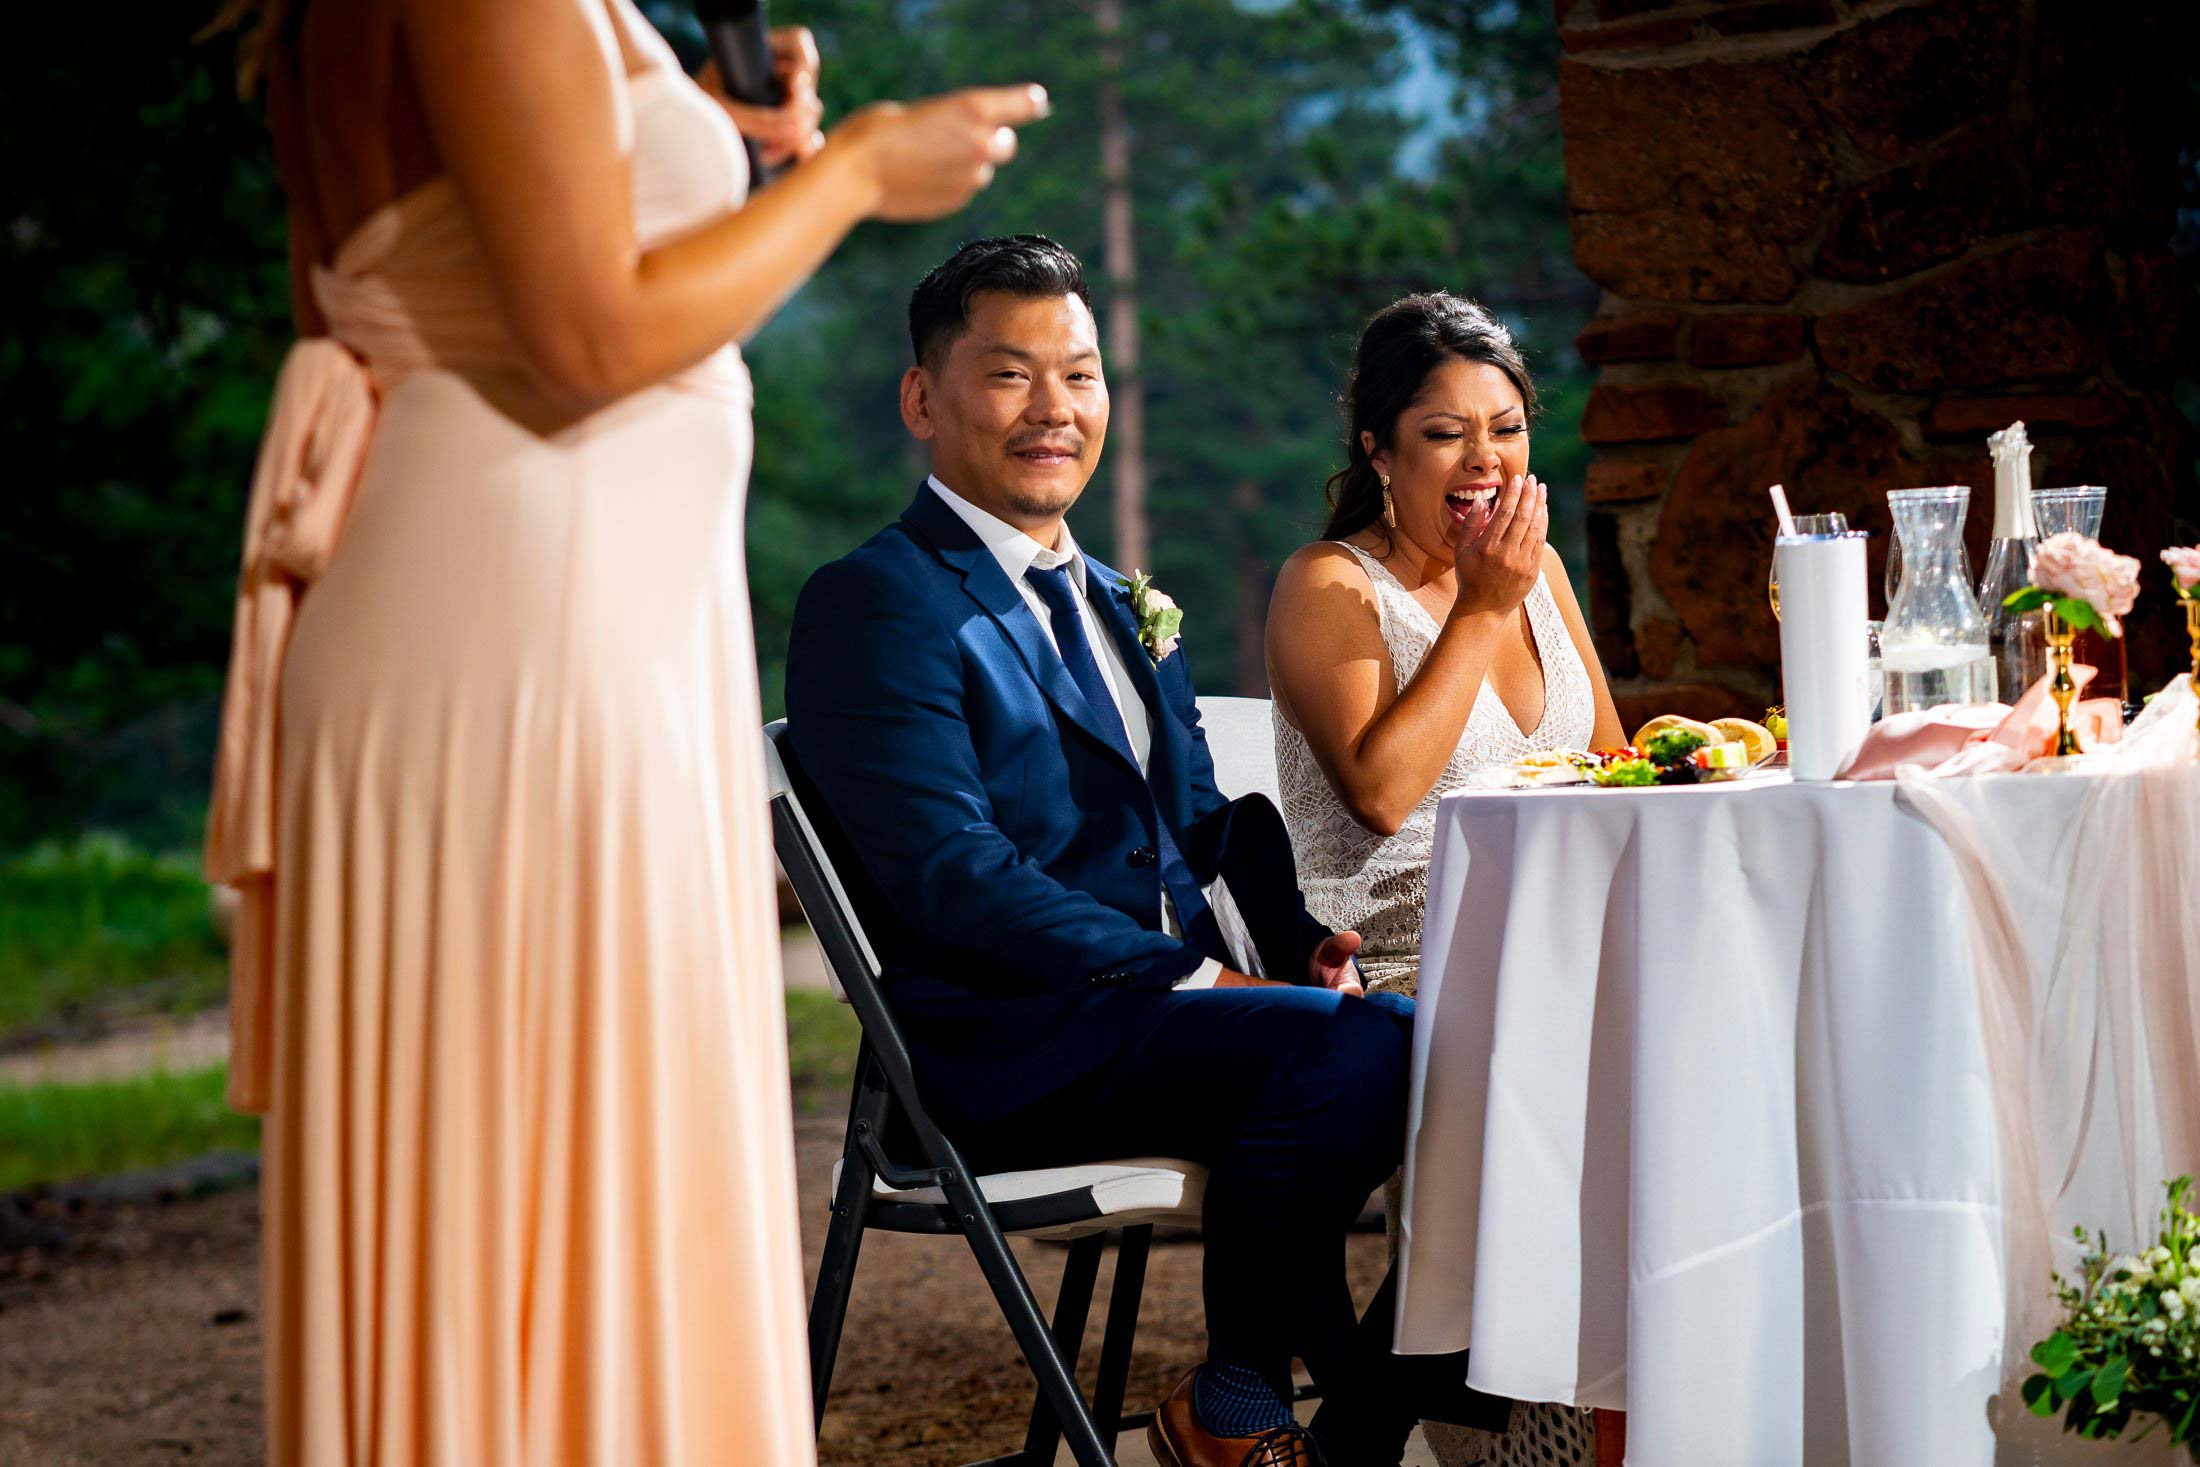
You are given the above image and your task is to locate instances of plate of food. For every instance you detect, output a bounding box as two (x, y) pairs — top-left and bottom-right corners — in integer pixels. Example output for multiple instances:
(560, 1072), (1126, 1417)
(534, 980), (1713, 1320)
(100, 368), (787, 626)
(1467, 750), (1598, 789)
(1586, 715), (1781, 787)
(1472, 715), (1782, 790)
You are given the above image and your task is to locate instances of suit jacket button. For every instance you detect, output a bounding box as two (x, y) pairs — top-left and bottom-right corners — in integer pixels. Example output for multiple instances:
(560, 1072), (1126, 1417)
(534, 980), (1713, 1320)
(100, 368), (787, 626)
(1128, 845), (1157, 867)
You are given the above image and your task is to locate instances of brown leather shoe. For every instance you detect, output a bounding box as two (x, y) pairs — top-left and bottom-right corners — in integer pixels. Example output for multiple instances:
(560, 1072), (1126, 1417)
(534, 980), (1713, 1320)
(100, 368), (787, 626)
(1147, 1368), (1324, 1467)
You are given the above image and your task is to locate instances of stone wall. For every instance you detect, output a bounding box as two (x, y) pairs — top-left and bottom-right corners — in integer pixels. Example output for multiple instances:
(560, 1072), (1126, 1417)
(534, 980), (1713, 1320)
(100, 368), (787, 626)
(1556, 0), (2195, 728)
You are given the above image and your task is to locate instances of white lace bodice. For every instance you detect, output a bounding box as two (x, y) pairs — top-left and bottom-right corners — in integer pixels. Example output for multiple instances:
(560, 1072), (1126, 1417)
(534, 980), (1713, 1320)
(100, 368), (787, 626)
(1275, 541), (1596, 992)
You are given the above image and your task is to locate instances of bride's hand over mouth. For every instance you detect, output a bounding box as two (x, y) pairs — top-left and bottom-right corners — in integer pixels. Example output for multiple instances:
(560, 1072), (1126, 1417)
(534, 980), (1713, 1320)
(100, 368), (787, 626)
(1448, 473), (1547, 624)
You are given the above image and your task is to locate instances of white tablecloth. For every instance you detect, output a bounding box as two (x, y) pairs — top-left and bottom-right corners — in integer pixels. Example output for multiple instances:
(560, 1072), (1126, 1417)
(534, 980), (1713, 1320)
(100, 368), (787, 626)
(1396, 768), (2199, 1467)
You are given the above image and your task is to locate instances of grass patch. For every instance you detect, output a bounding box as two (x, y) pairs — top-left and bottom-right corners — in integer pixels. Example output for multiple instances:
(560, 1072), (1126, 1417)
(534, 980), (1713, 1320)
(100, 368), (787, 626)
(0, 1064), (258, 1193)
(0, 992), (861, 1192)
(0, 845), (858, 1120)
(0, 834), (228, 1045)
(786, 985), (860, 1117)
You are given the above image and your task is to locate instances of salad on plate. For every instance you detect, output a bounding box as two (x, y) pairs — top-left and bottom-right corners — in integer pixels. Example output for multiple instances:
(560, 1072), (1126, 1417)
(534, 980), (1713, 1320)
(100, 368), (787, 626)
(1471, 715), (1780, 790)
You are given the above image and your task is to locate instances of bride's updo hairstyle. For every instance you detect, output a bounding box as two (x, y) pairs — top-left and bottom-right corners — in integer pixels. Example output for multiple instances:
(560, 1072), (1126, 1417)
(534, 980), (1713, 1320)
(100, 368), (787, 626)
(1323, 292), (1538, 542)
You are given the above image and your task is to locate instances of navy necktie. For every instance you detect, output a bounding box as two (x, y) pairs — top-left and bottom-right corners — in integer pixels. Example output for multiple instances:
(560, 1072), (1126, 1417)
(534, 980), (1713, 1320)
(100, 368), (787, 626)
(1024, 561), (1221, 959)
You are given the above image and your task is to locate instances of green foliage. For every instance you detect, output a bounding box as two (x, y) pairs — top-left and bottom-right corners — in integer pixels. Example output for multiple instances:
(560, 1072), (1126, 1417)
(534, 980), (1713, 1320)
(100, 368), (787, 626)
(3, 14), (292, 849)
(7, 1), (1590, 839)
(669, 0), (1591, 712)
(2022, 1176), (2200, 1458)
(2055, 597), (2107, 634)
(2005, 586), (2115, 636)
(0, 833), (229, 1044)
(0, 1064), (259, 1192)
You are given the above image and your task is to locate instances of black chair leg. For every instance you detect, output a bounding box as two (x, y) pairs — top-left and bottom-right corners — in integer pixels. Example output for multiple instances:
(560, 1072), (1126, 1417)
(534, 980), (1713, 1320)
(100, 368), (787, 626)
(807, 1132), (879, 1430)
(1090, 1226), (1151, 1453)
(947, 1171), (1116, 1467)
(1019, 1234), (1105, 1464)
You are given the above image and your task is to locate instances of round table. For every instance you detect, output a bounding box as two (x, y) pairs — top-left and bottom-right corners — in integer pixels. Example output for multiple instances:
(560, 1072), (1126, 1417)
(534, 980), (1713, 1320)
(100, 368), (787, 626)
(1394, 767), (2199, 1467)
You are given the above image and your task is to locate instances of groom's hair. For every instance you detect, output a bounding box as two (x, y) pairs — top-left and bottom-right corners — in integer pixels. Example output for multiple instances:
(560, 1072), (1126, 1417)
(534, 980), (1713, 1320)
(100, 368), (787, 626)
(909, 235), (1092, 371)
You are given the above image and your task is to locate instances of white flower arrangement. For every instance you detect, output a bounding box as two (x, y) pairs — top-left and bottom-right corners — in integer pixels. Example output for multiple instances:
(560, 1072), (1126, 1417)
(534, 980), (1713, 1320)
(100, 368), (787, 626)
(2024, 1176), (2200, 1459)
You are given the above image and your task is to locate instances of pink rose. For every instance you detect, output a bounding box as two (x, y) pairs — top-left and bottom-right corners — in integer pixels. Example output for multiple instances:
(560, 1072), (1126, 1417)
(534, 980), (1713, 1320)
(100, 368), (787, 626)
(2163, 545), (2200, 592)
(2029, 532), (2142, 636)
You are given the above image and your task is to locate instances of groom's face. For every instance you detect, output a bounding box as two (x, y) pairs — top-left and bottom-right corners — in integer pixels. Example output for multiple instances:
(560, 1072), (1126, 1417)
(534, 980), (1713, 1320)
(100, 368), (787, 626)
(901, 290), (1109, 536)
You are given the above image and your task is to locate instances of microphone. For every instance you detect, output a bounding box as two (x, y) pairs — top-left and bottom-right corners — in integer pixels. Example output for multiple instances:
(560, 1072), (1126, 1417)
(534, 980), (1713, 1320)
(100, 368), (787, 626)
(696, 0), (782, 188)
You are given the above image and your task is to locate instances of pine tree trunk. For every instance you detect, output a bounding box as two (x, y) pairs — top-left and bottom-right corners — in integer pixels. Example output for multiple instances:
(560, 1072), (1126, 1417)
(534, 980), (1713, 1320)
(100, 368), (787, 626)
(1095, 0), (1148, 573)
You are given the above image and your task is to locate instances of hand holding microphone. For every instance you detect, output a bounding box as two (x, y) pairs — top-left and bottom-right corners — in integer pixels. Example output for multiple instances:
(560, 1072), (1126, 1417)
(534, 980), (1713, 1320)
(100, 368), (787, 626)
(697, 0), (809, 183)
(700, 26), (824, 171)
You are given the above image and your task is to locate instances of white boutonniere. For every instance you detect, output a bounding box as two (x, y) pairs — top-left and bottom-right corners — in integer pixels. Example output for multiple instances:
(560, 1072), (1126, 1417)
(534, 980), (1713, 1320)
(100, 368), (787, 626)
(1121, 570), (1183, 664)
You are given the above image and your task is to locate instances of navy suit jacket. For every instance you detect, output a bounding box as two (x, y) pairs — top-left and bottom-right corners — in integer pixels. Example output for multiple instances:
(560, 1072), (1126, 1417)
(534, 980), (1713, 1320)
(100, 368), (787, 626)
(783, 485), (1331, 1121)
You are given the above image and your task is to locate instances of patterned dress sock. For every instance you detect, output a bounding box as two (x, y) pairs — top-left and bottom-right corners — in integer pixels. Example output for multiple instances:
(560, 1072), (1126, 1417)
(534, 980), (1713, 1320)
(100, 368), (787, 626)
(1193, 1362), (1295, 1436)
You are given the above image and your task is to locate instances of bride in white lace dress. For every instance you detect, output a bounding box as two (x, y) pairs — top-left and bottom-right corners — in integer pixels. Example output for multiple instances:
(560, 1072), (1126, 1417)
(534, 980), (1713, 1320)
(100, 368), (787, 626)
(1266, 294), (1623, 1467)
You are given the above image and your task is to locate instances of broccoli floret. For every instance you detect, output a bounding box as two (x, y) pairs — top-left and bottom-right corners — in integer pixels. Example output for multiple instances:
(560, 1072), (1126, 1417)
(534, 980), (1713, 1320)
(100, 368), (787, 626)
(1642, 729), (1709, 767)
(1592, 758), (1658, 788)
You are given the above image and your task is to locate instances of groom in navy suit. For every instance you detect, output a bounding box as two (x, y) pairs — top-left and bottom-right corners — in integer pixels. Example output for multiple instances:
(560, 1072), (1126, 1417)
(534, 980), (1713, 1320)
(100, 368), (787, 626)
(786, 237), (1469, 1466)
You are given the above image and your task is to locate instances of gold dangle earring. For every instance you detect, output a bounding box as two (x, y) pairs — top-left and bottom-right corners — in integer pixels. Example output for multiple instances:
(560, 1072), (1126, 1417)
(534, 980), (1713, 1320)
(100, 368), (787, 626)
(1380, 472), (1396, 529)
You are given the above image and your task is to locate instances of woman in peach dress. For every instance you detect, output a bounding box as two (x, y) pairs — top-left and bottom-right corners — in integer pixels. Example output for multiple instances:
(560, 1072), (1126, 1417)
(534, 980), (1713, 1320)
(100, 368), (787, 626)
(201, 2), (1046, 1461)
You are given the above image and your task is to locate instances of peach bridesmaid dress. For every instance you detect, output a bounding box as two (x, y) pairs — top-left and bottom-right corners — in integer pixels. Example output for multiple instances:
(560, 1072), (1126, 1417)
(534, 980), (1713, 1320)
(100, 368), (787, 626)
(202, 4), (814, 1463)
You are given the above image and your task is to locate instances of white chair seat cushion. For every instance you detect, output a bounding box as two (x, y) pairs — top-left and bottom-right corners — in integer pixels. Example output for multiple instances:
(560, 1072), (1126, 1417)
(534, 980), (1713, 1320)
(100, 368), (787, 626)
(831, 1155), (1208, 1238)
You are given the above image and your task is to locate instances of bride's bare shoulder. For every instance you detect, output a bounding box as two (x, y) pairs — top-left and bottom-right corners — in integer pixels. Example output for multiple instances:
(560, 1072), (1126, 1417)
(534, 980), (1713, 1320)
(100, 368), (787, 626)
(1267, 538), (1394, 727)
(1281, 538), (1378, 579)
(1271, 540), (1383, 632)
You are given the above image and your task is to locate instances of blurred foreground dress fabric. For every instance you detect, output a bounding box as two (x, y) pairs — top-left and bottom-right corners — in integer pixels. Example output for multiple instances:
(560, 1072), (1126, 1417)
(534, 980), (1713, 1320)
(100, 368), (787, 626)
(203, 5), (813, 1461)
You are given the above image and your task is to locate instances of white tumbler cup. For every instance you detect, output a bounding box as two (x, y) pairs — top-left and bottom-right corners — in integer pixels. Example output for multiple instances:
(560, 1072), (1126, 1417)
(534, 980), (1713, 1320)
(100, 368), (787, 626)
(1775, 530), (1870, 780)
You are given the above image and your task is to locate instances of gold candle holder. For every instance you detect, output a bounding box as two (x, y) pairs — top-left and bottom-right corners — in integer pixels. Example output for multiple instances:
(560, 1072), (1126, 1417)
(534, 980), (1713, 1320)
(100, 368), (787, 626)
(2185, 598), (2199, 739)
(2043, 607), (2082, 757)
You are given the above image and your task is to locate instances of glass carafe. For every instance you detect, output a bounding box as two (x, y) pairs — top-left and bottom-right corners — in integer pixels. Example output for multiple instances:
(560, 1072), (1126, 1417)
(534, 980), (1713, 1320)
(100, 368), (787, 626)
(1883, 486), (1998, 713)
(1887, 487), (1975, 611)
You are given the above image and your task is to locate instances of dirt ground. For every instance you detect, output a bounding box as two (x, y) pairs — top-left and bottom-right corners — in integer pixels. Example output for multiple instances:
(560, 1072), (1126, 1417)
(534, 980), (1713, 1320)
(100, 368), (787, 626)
(0, 1118), (1392, 1466)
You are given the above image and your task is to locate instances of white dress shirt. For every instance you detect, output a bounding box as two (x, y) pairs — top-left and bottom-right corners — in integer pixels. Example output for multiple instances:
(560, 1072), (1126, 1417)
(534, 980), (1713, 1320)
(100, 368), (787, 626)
(927, 476), (1222, 990)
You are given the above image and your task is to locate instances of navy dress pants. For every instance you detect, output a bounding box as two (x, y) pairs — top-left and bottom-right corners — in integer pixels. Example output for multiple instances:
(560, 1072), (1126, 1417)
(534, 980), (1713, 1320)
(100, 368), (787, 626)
(956, 983), (1416, 1397)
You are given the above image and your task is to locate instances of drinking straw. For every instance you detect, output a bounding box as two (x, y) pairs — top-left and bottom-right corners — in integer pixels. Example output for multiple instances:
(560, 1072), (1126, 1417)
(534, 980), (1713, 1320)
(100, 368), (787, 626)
(1769, 483), (1797, 537)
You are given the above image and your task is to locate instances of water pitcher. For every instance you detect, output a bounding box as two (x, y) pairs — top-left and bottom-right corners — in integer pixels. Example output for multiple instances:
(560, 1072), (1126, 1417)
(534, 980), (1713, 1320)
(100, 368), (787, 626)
(1883, 486), (1997, 713)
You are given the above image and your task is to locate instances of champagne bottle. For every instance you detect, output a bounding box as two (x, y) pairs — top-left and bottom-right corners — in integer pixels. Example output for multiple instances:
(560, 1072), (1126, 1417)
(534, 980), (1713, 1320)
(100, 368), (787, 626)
(1977, 421), (2041, 703)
